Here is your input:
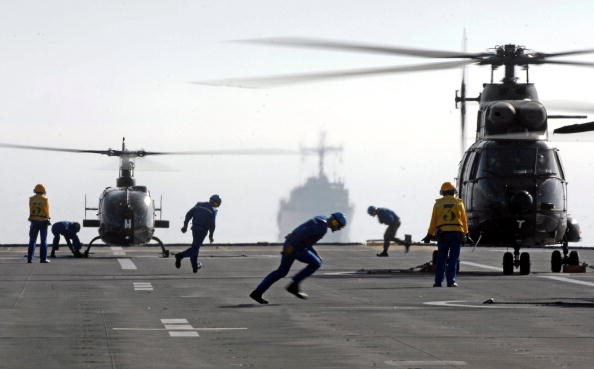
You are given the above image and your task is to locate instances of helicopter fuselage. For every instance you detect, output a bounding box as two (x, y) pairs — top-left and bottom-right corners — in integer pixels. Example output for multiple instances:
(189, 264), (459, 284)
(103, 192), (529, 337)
(94, 186), (155, 246)
(457, 139), (580, 247)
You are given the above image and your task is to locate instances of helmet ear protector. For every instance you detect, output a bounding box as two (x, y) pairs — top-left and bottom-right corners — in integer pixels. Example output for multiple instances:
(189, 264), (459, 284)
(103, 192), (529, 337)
(367, 206), (376, 215)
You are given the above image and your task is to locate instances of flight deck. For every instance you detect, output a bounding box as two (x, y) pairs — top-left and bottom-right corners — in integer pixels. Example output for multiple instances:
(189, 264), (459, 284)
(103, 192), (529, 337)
(1, 244), (593, 369)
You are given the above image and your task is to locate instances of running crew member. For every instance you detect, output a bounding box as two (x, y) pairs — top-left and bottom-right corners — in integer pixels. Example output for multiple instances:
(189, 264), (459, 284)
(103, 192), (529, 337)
(367, 206), (402, 257)
(175, 194), (220, 273)
(249, 212), (347, 304)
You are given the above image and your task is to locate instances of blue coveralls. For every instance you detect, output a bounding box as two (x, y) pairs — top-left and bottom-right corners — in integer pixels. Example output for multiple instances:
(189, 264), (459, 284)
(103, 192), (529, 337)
(28, 221), (49, 262)
(376, 208), (401, 252)
(435, 232), (462, 286)
(51, 222), (82, 254)
(179, 202), (216, 271)
(255, 216), (328, 293)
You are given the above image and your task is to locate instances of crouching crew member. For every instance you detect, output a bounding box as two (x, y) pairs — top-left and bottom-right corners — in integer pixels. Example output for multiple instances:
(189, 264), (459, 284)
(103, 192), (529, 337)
(175, 194), (221, 273)
(28, 184), (51, 263)
(422, 182), (469, 287)
(249, 212), (347, 305)
(50, 221), (82, 258)
(367, 206), (403, 257)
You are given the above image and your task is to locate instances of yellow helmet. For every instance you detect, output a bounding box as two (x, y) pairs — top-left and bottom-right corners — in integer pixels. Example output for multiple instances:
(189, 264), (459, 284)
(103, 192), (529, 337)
(33, 184), (46, 194)
(439, 182), (456, 194)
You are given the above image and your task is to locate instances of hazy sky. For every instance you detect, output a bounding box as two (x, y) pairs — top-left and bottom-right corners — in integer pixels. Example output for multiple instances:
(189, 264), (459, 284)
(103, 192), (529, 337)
(1, 0), (594, 245)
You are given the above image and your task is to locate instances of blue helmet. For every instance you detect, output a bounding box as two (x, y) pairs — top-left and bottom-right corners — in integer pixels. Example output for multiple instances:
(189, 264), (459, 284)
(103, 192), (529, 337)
(209, 194), (222, 206)
(367, 206), (377, 215)
(330, 212), (347, 229)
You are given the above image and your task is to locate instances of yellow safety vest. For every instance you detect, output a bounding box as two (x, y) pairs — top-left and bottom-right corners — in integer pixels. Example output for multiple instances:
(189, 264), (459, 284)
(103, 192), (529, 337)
(29, 194), (50, 221)
(427, 195), (468, 236)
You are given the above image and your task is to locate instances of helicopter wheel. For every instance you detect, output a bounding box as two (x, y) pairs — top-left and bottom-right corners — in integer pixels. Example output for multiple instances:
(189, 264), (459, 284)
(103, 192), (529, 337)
(551, 250), (562, 273)
(568, 250), (580, 266)
(163, 250), (170, 258)
(83, 251), (89, 258)
(503, 252), (514, 275)
(519, 252), (531, 275)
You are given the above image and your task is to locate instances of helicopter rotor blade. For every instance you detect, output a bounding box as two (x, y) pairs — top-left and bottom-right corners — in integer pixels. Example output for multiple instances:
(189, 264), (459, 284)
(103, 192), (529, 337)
(535, 48), (594, 58)
(538, 60), (594, 67)
(140, 148), (300, 156)
(234, 37), (489, 59)
(459, 30), (468, 157)
(194, 60), (475, 88)
(0, 142), (111, 155)
(553, 121), (594, 134)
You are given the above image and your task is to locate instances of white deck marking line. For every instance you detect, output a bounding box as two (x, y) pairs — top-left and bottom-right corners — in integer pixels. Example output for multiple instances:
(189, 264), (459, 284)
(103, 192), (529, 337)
(117, 258), (137, 270)
(161, 319), (188, 324)
(169, 331), (199, 337)
(111, 246), (126, 256)
(112, 327), (248, 331)
(460, 261), (594, 288)
(385, 360), (467, 367)
(424, 300), (530, 309)
(133, 282), (153, 291)
(459, 261), (501, 271)
(540, 275), (594, 287)
(164, 324), (194, 330)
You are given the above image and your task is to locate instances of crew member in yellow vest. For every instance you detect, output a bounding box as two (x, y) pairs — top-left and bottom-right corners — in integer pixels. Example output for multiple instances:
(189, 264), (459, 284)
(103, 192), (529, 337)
(28, 184), (51, 263)
(422, 182), (469, 287)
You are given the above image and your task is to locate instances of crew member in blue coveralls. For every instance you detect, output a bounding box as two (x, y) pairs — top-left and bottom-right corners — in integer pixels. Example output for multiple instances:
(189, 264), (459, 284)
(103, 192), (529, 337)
(175, 194), (221, 273)
(422, 182), (469, 287)
(28, 184), (51, 263)
(50, 221), (82, 258)
(249, 212), (347, 304)
(367, 206), (404, 257)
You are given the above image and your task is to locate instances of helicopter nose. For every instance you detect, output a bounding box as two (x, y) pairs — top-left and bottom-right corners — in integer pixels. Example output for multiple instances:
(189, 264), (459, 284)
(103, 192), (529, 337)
(509, 190), (533, 213)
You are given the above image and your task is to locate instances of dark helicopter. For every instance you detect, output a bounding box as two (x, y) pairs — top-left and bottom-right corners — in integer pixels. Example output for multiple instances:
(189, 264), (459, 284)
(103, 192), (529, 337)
(0, 138), (297, 257)
(198, 38), (594, 274)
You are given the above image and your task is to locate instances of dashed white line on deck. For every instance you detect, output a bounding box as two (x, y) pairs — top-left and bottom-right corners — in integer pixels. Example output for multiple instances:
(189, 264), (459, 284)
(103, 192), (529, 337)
(117, 258), (137, 270)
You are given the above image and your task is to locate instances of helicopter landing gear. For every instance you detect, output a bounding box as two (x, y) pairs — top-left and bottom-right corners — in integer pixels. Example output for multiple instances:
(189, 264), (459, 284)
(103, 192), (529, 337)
(503, 252), (514, 275)
(550, 241), (579, 272)
(502, 246), (531, 275)
(151, 236), (169, 257)
(83, 236), (101, 258)
(519, 252), (530, 275)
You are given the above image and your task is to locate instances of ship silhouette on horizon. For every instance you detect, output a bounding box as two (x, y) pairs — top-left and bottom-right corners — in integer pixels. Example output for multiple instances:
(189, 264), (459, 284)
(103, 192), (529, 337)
(277, 133), (354, 243)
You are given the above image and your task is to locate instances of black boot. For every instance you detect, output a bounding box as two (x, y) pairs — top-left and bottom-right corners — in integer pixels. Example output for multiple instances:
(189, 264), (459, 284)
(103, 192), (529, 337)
(376, 251), (389, 257)
(249, 290), (269, 304)
(286, 282), (308, 299)
(174, 254), (182, 269)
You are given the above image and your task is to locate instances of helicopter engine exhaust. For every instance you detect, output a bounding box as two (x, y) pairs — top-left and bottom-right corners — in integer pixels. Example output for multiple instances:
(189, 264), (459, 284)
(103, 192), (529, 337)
(487, 102), (516, 133)
(517, 101), (546, 130)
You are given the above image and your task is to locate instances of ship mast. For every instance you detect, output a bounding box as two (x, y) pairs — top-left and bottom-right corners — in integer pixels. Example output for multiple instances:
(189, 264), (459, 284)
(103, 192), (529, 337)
(300, 132), (343, 177)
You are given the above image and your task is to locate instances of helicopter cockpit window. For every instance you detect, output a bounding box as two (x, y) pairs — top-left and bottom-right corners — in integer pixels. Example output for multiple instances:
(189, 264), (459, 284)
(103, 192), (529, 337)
(129, 192), (154, 226)
(477, 148), (536, 177)
(536, 149), (560, 177)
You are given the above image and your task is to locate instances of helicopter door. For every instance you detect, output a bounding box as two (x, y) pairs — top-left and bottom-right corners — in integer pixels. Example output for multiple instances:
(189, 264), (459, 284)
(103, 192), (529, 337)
(462, 151), (480, 210)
